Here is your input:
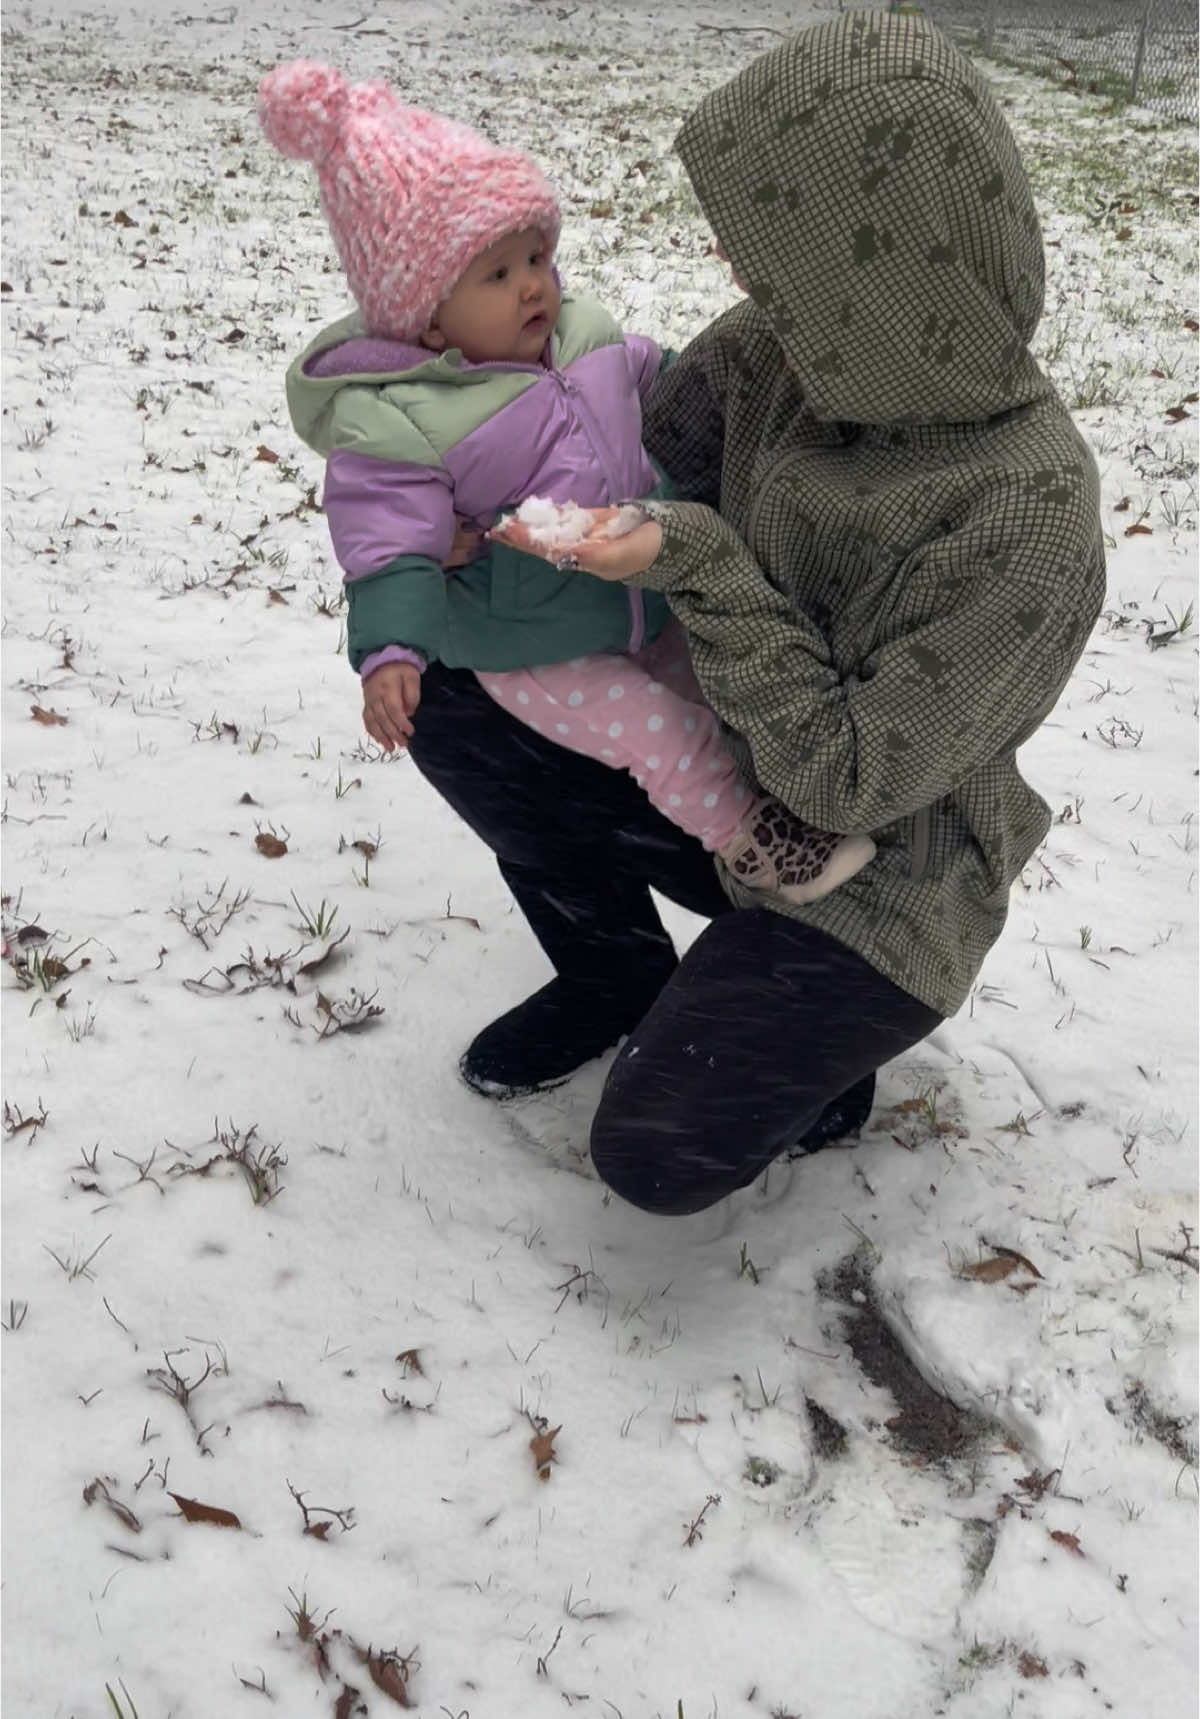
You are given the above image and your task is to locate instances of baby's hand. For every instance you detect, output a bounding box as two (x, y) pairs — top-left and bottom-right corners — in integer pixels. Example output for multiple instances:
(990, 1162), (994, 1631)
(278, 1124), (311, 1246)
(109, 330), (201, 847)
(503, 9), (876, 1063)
(443, 516), (484, 568)
(362, 661), (420, 752)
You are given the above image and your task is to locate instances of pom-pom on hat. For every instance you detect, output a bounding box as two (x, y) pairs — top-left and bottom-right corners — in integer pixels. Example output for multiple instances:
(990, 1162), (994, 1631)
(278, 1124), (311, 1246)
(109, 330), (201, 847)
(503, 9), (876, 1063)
(258, 61), (562, 341)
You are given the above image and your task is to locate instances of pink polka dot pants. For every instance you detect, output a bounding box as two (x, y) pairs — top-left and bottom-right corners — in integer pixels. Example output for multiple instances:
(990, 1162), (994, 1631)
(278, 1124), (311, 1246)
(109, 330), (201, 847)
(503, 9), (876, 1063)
(476, 622), (750, 853)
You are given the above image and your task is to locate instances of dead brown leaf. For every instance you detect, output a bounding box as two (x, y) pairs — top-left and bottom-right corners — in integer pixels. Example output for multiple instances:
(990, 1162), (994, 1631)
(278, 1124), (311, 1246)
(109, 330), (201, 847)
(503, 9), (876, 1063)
(267, 588), (289, 605)
(333, 1684), (361, 1719)
(1015, 1467), (1060, 1500)
(589, 200), (615, 218)
(169, 1491), (242, 1529)
(255, 444), (279, 463)
(296, 930), (349, 976)
(1050, 1528), (1084, 1557)
(395, 1347), (424, 1377)
(255, 833), (288, 858)
(961, 1255), (1020, 1283)
(989, 1244), (1043, 1279)
(113, 208), (138, 227)
(4, 1110), (43, 1137)
(1124, 523), (1153, 537)
(304, 1520), (332, 1540)
(1113, 496), (1131, 513)
(530, 1423), (561, 1481)
(961, 1244), (1042, 1284)
(1114, 226), (1132, 241)
(1165, 404), (1192, 423)
(30, 705), (68, 726)
(359, 1645), (414, 1708)
(1016, 1651), (1049, 1679)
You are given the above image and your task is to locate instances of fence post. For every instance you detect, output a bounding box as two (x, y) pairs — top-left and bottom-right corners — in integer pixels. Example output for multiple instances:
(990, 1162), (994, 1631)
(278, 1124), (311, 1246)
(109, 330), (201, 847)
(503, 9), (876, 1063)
(1130, 0), (1155, 105)
(982, 0), (998, 53)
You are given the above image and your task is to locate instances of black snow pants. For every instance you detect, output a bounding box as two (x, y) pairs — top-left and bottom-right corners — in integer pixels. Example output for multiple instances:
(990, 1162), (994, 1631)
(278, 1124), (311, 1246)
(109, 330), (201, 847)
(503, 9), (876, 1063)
(408, 665), (941, 1215)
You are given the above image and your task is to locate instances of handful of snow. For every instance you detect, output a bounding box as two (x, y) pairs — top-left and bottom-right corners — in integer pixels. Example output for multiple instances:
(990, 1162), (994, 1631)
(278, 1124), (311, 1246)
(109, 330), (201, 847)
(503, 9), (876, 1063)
(503, 496), (649, 550)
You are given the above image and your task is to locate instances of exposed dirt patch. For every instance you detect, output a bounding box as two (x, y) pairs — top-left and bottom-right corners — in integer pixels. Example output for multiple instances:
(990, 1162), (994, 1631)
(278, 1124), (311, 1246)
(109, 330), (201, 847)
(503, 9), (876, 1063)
(963, 1517), (999, 1590)
(819, 1251), (989, 1464)
(1124, 1381), (1198, 1466)
(805, 1395), (849, 1461)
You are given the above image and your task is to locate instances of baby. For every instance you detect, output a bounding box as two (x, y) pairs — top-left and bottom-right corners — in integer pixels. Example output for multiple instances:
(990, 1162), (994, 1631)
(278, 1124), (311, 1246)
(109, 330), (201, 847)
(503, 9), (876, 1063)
(259, 62), (875, 903)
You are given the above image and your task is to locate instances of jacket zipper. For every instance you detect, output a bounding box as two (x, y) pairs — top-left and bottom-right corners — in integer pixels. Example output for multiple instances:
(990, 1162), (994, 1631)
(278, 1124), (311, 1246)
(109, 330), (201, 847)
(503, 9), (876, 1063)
(626, 589), (646, 652)
(467, 353), (639, 644)
(553, 371), (625, 499)
(750, 441), (931, 872)
(463, 354), (625, 497)
(543, 368), (645, 648)
(745, 448), (800, 551)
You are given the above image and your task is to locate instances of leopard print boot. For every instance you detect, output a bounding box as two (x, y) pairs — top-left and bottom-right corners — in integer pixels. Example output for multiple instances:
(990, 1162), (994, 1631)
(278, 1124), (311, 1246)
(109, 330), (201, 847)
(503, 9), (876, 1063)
(720, 797), (876, 906)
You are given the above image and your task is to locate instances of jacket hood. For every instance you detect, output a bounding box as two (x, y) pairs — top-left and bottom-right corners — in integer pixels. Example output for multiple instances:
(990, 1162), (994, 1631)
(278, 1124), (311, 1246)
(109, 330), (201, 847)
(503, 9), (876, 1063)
(675, 9), (1050, 424)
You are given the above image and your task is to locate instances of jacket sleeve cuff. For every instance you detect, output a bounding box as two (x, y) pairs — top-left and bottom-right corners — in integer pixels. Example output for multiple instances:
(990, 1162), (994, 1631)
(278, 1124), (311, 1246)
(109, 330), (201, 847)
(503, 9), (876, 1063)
(359, 645), (427, 681)
(622, 500), (729, 594)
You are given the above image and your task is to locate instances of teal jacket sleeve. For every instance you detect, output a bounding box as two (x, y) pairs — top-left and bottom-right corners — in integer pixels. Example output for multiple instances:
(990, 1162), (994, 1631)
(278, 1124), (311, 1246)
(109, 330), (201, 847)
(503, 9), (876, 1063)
(346, 554), (449, 673)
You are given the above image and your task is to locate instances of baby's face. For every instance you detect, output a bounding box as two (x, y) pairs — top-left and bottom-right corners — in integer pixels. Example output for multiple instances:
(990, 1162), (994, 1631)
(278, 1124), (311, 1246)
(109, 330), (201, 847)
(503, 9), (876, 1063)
(423, 228), (559, 365)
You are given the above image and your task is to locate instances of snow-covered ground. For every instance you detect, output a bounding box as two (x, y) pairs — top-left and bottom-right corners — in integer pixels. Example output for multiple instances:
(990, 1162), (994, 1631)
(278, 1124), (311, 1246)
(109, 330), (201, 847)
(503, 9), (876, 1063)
(1, 4), (1196, 1716)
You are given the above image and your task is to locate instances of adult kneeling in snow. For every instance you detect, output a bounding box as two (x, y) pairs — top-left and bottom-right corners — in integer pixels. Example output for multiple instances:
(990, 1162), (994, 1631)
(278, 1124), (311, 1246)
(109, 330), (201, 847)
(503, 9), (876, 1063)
(408, 9), (1105, 1215)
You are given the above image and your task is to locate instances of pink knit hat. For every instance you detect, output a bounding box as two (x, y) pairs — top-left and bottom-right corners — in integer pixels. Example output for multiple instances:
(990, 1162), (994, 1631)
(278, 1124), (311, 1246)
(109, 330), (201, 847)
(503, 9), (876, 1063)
(258, 61), (562, 341)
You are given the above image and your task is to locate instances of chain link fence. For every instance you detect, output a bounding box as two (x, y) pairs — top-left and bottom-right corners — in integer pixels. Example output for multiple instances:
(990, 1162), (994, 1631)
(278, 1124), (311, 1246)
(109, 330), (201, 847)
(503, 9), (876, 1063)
(874, 1), (1197, 123)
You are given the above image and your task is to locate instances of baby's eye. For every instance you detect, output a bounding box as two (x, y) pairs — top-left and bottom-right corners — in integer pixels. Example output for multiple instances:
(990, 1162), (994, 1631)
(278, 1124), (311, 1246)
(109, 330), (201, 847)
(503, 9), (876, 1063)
(490, 266), (508, 282)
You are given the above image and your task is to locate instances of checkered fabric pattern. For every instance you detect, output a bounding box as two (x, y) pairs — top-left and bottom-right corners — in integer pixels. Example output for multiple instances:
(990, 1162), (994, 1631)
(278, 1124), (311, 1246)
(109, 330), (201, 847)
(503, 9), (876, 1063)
(638, 10), (1106, 1017)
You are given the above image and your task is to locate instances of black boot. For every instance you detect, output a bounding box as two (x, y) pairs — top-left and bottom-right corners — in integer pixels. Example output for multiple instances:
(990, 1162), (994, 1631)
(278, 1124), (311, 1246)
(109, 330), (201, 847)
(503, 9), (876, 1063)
(404, 665), (729, 1098)
(461, 968), (675, 1099)
(784, 1072), (876, 1158)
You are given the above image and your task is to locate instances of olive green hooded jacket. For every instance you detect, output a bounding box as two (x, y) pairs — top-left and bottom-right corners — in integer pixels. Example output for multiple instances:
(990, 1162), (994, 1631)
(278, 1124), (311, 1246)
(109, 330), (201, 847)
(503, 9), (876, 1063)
(638, 9), (1105, 1018)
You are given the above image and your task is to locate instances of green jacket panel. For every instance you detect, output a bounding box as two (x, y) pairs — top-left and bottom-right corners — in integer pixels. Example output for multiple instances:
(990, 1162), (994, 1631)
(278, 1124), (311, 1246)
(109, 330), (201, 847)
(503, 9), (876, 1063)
(347, 546), (673, 675)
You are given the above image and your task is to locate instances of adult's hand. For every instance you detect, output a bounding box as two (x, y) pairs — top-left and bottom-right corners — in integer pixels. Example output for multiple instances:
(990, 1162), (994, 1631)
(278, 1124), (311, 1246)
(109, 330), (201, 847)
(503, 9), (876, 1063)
(488, 505), (662, 582)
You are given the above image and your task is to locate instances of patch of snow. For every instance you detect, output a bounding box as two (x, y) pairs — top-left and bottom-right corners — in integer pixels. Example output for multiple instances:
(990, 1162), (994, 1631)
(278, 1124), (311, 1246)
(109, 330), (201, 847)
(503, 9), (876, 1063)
(1, 5), (1196, 1718)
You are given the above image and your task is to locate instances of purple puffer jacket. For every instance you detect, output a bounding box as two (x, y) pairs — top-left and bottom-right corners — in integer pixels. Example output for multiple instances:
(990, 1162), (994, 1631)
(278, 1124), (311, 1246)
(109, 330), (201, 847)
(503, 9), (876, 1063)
(288, 297), (667, 678)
